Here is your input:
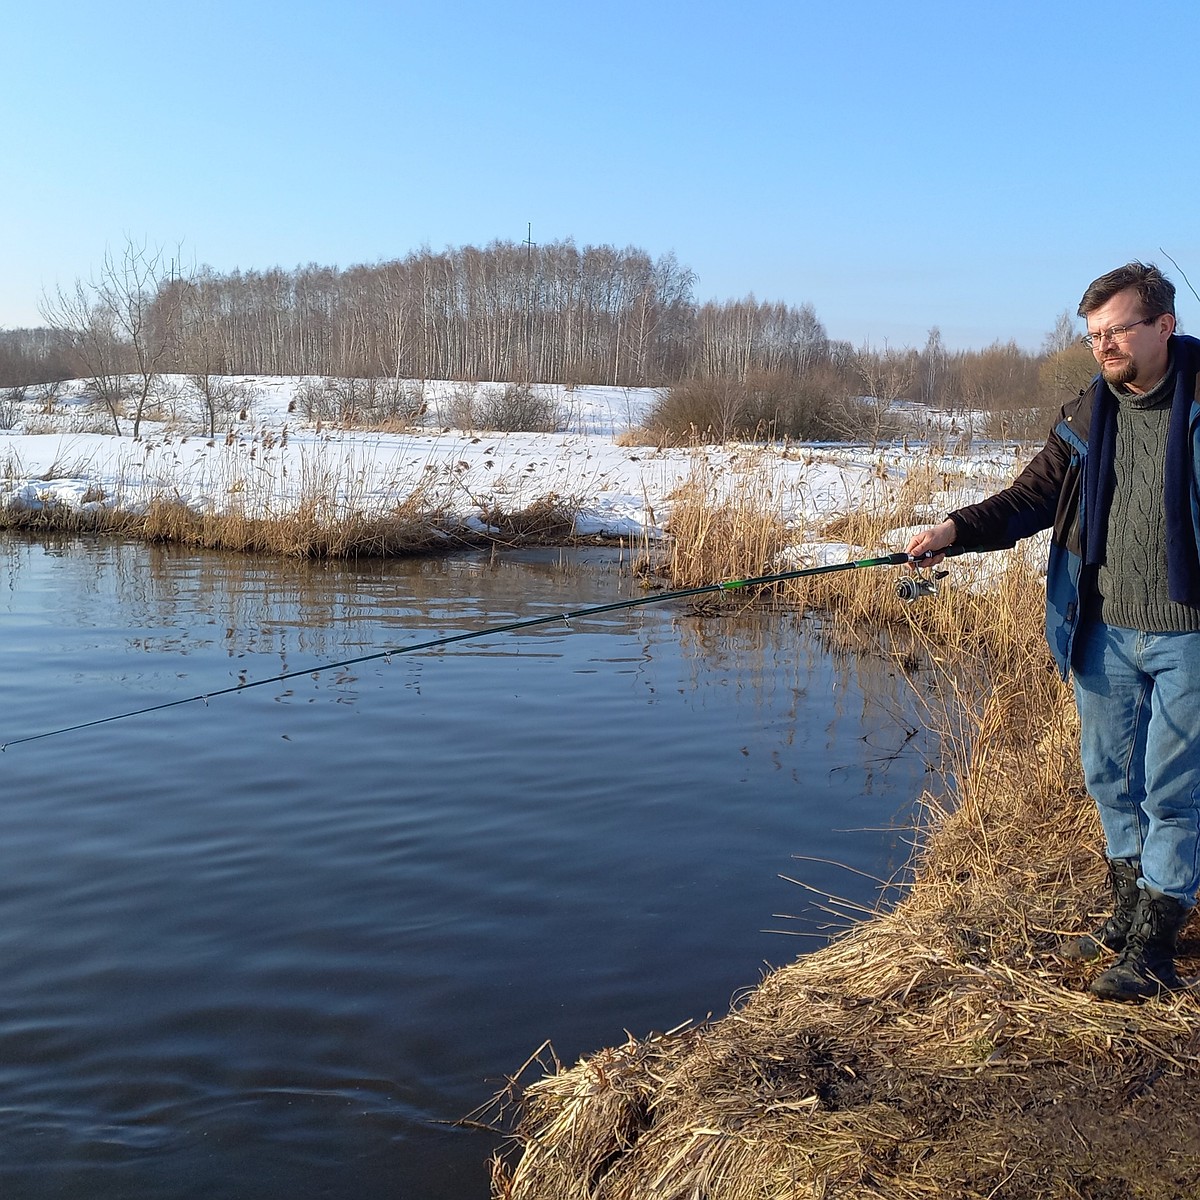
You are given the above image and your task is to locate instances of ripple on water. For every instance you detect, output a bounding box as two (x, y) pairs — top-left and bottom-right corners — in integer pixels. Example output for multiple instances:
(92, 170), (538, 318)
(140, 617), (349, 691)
(0, 538), (931, 1199)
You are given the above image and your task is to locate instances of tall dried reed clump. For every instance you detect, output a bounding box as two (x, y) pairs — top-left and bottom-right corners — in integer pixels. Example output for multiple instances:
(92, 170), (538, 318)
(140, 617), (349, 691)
(491, 472), (1200, 1199)
(0, 453), (462, 558)
(140, 451), (464, 558)
(657, 457), (793, 590)
(138, 487), (453, 558)
(0, 501), (144, 538)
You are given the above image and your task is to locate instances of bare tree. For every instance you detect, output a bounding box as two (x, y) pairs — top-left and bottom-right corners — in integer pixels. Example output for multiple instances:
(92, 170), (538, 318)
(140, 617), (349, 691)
(100, 241), (188, 438)
(41, 240), (189, 437)
(179, 270), (256, 437)
(853, 343), (917, 447)
(919, 326), (948, 406)
(40, 277), (131, 434)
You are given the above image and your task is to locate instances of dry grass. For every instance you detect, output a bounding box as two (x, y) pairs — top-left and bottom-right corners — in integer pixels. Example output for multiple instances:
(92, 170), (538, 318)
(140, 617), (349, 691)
(481, 494), (579, 543)
(656, 458), (793, 590)
(614, 426), (688, 450)
(0, 472), (462, 558)
(0, 502), (145, 538)
(489, 481), (1200, 1199)
(0, 448), (592, 558)
(137, 488), (457, 558)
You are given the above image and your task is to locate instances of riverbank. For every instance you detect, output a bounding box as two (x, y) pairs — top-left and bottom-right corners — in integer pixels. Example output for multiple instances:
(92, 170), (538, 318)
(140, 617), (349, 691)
(0, 376), (1022, 558)
(490, 555), (1200, 1200)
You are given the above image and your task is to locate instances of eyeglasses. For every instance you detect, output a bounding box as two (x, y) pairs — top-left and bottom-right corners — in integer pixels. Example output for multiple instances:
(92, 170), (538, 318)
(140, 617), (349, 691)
(1081, 315), (1160, 348)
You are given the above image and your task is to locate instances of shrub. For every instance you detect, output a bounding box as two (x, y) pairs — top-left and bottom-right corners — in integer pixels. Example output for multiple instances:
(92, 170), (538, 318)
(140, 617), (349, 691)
(442, 381), (482, 431)
(81, 378), (136, 420)
(187, 376), (263, 435)
(0, 387), (25, 430)
(295, 377), (427, 428)
(645, 369), (854, 444)
(476, 383), (562, 433)
(33, 381), (63, 413)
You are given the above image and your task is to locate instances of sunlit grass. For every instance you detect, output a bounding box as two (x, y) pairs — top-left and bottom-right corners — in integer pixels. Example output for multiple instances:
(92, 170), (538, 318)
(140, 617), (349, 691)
(492, 458), (1200, 1200)
(0, 441), (593, 558)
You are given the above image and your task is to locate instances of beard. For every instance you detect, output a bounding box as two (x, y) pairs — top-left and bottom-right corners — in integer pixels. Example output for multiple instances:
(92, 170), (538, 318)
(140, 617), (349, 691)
(1100, 354), (1139, 386)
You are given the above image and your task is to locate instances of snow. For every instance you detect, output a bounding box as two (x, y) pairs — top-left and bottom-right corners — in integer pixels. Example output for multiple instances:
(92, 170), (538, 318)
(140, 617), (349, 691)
(0, 375), (1040, 574)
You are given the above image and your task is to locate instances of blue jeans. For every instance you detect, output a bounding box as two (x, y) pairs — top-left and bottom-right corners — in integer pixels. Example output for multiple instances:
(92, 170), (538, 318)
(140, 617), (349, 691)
(1073, 620), (1200, 907)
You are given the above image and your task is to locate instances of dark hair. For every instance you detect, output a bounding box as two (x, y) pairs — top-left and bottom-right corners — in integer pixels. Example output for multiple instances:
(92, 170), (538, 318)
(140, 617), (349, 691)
(1077, 261), (1176, 319)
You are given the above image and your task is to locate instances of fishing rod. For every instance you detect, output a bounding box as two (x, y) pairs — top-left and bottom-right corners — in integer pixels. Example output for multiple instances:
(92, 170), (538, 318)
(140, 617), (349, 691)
(1, 546), (965, 752)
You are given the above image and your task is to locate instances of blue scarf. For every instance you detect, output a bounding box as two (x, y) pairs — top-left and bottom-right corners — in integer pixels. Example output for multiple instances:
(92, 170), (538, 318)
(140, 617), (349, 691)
(1083, 333), (1200, 606)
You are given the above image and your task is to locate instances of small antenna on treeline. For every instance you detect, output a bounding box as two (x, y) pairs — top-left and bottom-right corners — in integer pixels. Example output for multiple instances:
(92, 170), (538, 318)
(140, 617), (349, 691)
(1159, 247), (1200, 309)
(523, 223), (538, 383)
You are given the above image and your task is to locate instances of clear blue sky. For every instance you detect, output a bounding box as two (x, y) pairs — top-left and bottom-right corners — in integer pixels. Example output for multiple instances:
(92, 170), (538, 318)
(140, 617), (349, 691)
(5, 0), (1200, 351)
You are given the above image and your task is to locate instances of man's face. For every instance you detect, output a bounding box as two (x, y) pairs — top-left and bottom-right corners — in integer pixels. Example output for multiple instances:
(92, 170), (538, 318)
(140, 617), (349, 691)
(1085, 287), (1175, 391)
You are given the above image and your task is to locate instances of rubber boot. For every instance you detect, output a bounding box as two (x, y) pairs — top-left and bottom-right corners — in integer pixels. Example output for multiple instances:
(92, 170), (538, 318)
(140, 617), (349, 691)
(1089, 888), (1190, 1002)
(1059, 858), (1141, 960)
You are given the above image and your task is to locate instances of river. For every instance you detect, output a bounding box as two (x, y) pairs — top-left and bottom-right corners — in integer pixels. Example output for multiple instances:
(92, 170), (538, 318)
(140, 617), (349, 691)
(0, 534), (933, 1199)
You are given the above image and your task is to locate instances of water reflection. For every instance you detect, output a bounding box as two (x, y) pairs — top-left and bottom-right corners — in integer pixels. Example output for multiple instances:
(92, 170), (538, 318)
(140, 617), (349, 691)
(0, 533), (933, 1200)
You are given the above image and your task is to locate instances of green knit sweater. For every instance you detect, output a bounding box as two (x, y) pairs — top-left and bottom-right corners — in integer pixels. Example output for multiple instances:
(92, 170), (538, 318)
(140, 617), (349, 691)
(1095, 361), (1200, 632)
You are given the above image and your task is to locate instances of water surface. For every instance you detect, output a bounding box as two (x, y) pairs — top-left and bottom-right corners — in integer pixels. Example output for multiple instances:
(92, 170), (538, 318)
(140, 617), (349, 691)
(0, 535), (932, 1198)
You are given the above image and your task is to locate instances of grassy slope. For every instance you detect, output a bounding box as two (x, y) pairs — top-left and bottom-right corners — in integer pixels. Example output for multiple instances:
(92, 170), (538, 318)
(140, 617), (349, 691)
(492, 554), (1200, 1200)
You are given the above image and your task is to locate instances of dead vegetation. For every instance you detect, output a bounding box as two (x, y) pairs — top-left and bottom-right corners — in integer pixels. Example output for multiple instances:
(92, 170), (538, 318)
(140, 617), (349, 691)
(480, 494), (578, 543)
(0, 463), (589, 559)
(0, 475), (464, 559)
(656, 459), (793, 589)
(137, 492), (460, 558)
(489, 501), (1200, 1199)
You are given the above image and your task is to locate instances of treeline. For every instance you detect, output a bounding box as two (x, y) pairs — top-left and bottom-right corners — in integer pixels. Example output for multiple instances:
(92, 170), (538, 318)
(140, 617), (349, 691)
(0, 327), (77, 387)
(2, 238), (1095, 419)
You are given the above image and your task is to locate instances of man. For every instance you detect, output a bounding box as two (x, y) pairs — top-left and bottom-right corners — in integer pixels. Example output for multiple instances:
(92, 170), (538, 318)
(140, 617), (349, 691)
(907, 262), (1200, 1002)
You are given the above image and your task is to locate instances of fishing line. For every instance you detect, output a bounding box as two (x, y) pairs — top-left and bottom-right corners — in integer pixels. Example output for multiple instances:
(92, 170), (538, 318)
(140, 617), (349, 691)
(1, 547), (963, 751)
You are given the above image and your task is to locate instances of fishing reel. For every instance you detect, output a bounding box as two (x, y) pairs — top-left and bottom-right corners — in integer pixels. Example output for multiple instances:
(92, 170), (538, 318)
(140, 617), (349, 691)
(895, 569), (948, 603)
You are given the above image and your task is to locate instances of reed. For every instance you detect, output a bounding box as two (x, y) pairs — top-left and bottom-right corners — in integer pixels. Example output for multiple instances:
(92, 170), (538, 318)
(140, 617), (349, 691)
(136, 488), (457, 558)
(491, 466), (1200, 1199)
(0, 474), (460, 558)
(655, 455), (800, 590)
(480, 494), (579, 543)
(0, 444), (591, 559)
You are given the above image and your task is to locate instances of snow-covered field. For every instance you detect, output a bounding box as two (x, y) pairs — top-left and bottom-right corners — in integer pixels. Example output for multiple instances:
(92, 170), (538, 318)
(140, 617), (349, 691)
(0, 376), (1040, 572)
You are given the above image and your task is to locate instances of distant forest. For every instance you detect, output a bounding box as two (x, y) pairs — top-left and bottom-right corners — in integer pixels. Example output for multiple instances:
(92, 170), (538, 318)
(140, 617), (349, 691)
(0, 237), (1095, 417)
